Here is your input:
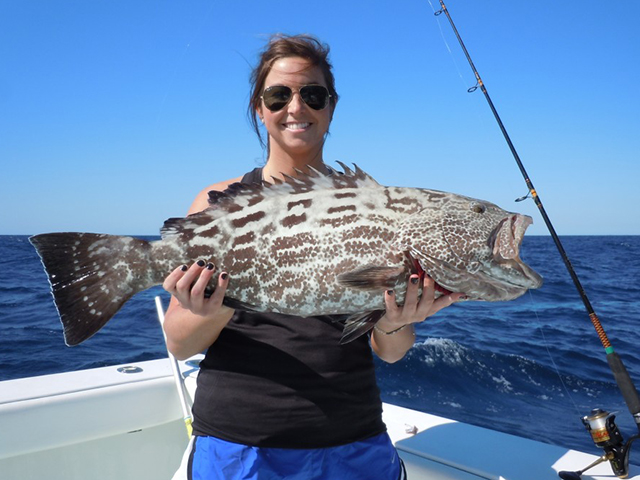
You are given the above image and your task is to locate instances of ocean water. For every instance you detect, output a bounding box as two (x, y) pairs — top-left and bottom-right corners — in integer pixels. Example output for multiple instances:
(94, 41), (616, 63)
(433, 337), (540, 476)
(1, 234), (640, 459)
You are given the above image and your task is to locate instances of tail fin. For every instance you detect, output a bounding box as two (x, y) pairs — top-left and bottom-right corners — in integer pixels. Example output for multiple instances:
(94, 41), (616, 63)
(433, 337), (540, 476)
(29, 233), (154, 346)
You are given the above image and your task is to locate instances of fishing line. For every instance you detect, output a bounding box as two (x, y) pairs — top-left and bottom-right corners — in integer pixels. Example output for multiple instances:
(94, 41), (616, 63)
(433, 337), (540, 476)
(430, 0), (640, 433)
(426, 0), (469, 92)
(426, 0), (500, 150)
(526, 290), (582, 417)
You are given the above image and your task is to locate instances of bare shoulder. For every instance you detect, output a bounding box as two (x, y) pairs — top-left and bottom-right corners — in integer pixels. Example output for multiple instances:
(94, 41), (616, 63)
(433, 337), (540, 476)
(188, 176), (243, 215)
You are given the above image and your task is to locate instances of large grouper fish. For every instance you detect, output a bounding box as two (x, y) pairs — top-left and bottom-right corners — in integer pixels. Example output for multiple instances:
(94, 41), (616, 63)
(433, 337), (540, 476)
(30, 163), (542, 346)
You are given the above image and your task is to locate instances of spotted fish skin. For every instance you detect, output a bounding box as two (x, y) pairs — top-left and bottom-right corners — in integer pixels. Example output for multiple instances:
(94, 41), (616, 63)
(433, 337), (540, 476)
(30, 163), (542, 346)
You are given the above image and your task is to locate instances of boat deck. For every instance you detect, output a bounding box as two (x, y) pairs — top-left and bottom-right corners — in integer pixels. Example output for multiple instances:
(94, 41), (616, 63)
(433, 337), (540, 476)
(1, 357), (637, 479)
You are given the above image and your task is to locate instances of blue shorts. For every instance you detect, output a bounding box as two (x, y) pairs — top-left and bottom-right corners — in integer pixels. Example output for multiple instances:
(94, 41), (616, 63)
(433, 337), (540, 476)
(187, 432), (405, 480)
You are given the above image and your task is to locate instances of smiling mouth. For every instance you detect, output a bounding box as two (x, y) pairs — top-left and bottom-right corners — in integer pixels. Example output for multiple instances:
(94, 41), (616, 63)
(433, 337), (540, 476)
(284, 122), (311, 130)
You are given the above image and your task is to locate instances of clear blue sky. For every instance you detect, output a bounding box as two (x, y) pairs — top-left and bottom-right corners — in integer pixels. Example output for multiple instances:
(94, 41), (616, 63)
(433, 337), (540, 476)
(1, 1), (638, 235)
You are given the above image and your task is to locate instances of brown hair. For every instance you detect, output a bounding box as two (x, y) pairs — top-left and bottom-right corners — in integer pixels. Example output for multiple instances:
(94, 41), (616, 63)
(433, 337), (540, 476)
(248, 34), (339, 148)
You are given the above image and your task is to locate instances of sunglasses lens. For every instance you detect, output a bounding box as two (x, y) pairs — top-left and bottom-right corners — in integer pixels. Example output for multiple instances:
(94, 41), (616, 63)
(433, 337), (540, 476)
(261, 85), (330, 112)
(262, 86), (292, 112)
(300, 85), (330, 110)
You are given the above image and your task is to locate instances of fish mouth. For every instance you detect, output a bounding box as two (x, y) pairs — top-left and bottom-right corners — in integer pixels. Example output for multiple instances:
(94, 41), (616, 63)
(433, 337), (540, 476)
(411, 212), (542, 302)
(486, 214), (543, 289)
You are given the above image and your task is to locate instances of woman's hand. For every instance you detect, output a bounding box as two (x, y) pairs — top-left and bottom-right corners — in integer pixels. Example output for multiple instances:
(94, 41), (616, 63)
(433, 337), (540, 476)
(380, 274), (465, 331)
(163, 260), (230, 317)
(371, 274), (465, 363)
(162, 261), (235, 360)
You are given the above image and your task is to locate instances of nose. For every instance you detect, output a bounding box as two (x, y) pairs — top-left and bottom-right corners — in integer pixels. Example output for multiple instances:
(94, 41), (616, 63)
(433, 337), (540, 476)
(286, 91), (307, 114)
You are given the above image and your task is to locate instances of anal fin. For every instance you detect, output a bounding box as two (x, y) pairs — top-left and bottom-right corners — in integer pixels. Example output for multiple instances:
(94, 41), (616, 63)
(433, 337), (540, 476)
(340, 310), (386, 344)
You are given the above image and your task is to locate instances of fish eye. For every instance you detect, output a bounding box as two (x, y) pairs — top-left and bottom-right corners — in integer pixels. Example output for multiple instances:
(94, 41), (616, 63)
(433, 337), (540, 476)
(470, 203), (486, 214)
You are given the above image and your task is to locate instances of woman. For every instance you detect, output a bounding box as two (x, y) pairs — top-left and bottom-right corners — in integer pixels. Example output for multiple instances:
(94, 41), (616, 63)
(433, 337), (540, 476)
(163, 34), (464, 480)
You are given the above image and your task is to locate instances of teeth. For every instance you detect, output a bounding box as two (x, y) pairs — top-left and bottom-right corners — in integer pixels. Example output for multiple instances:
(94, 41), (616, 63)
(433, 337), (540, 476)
(285, 123), (310, 130)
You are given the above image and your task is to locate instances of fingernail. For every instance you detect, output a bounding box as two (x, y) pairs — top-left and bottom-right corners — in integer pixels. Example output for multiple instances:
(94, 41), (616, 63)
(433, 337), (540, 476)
(221, 273), (228, 281)
(410, 276), (419, 285)
(180, 265), (188, 272)
(386, 289), (394, 296)
(206, 263), (214, 270)
(197, 259), (205, 267)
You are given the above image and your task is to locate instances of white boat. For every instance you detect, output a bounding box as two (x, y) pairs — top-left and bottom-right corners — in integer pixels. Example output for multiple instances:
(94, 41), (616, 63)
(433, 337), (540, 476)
(2, 350), (638, 480)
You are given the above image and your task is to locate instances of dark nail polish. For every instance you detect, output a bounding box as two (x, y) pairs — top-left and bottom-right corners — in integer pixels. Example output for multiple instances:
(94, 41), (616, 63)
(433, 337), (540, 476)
(221, 273), (228, 281)
(206, 263), (214, 270)
(197, 259), (205, 267)
(180, 265), (188, 272)
(410, 276), (419, 285)
(386, 289), (394, 296)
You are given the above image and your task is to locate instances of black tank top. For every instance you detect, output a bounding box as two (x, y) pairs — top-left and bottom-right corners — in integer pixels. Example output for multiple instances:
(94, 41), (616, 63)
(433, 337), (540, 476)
(191, 167), (385, 448)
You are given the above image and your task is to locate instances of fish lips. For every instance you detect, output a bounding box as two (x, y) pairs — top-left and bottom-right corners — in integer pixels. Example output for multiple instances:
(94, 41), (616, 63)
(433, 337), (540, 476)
(484, 214), (543, 291)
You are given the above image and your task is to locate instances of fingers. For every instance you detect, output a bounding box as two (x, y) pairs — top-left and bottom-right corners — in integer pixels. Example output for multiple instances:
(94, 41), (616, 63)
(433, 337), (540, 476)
(162, 260), (229, 315)
(207, 271), (230, 309)
(162, 264), (189, 293)
(404, 274), (421, 313)
(413, 275), (433, 316)
(417, 274), (467, 318)
(384, 272), (420, 323)
(175, 261), (213, 308)
(188, 261), (216, 300)
(385, 274), (466, 325)
(384, 289), (400, 319)
(429, 290), (467, 315)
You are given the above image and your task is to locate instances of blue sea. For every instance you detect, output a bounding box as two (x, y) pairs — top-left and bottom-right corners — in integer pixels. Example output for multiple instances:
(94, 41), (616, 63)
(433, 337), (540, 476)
(1, 234), (640, 458)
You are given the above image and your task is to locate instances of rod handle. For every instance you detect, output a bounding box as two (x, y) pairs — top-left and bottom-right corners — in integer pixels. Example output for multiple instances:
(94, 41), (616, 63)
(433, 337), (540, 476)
(607, 352), (640, 422)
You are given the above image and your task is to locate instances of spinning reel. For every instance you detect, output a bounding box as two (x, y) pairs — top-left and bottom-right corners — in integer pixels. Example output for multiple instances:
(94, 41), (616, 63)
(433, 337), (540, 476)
(558, 409), (640, 479)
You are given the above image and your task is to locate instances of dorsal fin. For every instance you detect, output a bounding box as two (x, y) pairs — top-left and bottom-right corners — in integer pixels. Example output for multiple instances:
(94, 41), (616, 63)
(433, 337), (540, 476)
(205, 162), (378, 208)
(161, 163), (378, 240)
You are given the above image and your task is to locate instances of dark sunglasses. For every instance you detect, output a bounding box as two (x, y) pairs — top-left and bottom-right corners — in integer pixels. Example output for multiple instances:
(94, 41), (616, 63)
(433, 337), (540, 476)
(261, 84), (331, 112)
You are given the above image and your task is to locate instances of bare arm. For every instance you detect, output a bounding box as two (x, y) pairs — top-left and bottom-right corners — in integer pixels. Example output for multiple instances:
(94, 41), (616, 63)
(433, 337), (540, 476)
(161, 177), (241, 360)
(371, 275), (465, 364)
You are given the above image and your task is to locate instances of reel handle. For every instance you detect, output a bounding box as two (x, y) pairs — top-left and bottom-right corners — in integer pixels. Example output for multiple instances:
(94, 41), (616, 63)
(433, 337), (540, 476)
(558, 453), (608, 479)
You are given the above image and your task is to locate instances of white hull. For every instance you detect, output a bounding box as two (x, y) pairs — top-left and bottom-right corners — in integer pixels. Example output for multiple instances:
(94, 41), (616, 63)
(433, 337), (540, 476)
(1, 357), (637, 480)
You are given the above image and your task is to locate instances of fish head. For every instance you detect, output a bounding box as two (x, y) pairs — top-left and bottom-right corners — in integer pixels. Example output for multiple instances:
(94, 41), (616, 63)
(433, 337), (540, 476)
(406, 193), (542, 301)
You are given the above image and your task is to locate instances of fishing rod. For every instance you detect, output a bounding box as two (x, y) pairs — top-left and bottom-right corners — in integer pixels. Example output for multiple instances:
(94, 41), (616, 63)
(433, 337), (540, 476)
(432, 1), (640, 477)
(155, 296), (193, 439)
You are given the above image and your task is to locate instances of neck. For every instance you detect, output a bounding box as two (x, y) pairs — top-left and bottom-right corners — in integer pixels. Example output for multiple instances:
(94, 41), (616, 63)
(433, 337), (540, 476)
(262, 144), (329, 181)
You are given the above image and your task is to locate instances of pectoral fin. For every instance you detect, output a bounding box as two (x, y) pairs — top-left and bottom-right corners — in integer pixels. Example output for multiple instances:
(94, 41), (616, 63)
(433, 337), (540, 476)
(337, 266), (405, 291)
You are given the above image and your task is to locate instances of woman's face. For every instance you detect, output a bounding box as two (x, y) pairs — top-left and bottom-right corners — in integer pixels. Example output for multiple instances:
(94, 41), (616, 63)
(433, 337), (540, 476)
(257, 57), (334, 161)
